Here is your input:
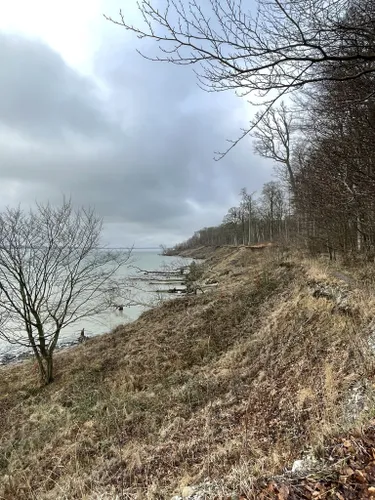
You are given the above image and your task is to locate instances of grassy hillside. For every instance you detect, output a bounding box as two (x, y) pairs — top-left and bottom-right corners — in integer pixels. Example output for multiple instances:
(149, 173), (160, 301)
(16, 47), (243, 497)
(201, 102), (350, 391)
(1, 247), (375, 499)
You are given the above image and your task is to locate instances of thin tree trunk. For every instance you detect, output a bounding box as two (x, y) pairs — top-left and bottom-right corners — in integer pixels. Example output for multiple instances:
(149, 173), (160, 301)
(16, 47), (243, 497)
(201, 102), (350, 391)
(44, 354), (54, 384)
(35, 349), (48, 382)
(357, 214), (362, 252)
(248, 199), (252, 245)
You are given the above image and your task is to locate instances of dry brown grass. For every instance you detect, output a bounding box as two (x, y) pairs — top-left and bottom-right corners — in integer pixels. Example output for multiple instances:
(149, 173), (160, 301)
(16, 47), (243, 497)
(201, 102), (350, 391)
(1, 248), (375, 499)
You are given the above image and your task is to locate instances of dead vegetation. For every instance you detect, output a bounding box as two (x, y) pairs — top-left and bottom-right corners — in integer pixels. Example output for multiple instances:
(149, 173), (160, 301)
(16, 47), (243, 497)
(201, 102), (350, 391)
(256, 421), (375, 499)
(1, 247), (375, 499)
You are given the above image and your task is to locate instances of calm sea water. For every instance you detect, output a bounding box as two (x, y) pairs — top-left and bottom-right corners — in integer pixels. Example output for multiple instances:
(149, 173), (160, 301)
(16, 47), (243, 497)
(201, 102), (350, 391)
(0, 250), (192, 362)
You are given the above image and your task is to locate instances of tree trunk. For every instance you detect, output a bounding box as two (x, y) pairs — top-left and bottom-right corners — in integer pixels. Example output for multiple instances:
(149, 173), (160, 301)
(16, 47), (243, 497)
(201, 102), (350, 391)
(33, 349), (54, 384)
(36, 352), (48, 382)
(29, 340), (48, 384)
(357, 214), (362, 252)
(44, 355), (54, 384)
(248, 200), (252, 245)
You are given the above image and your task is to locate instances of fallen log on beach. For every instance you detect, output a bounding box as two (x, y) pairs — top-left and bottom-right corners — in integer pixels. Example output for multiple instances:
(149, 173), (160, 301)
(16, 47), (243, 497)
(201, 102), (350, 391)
(156, 288), (187, 294)
(149, 281), (185, 285)
(131, 265), (189, 276)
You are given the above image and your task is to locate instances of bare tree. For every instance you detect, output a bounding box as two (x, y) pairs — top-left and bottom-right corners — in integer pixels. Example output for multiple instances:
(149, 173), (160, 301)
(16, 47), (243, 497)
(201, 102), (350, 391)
(262, 181), (285, 241)
(223, 206), (242, 245)
(252, 102), (296, 192)
(0, 201), (132, 384)
(106, 0), (375, 156)
(240, 188), (257, 245)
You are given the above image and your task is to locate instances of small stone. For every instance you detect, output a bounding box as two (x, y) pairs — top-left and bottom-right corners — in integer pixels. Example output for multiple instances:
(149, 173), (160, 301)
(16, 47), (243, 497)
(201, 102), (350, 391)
(291, 459), (305, 473)
(291, 457), (317, 474)
(181, 486), (195, 498)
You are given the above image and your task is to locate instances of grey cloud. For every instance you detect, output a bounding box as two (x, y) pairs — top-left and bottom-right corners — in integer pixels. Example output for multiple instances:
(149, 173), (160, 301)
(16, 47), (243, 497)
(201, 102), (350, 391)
(0, 33), (117, 141)
(0, 31), (273, 247)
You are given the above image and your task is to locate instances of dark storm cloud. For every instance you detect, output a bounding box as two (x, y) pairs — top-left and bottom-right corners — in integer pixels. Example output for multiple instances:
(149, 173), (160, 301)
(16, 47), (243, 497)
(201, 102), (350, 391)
(0, 31), (272, 246)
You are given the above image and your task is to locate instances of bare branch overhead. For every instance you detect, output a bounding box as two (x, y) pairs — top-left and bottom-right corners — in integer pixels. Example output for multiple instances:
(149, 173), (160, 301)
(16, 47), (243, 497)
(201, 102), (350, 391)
(106, 0), (375, 96)
(106, 0), (375, 156)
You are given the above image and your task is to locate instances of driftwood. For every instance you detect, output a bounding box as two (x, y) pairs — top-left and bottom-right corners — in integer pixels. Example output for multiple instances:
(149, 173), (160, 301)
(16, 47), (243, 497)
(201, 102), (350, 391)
(157, 283), (218, 295)
(149, 281), (185, 286)
(246, 243), (275, 251)
(156, 287), (187, 294)
(132, 265), (189, 276)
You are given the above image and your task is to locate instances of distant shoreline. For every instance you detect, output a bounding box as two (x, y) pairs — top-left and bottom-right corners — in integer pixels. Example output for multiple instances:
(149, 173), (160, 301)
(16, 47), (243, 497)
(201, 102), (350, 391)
(0, 339), (80, 367)
(0, 252), (193, 367)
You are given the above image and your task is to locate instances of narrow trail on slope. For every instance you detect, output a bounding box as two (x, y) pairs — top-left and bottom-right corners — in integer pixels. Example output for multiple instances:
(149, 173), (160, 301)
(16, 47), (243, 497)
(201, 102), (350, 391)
(332, 270), (357, 286)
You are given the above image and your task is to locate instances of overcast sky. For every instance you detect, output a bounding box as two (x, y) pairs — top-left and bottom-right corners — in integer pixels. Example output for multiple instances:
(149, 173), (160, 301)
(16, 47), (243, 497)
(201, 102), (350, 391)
(0, 0), (273, 247)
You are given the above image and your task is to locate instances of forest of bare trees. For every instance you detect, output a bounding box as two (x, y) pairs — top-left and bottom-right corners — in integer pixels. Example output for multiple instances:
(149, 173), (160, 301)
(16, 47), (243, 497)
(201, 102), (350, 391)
(110, 0), (375, 259)
(170, 182), (294, 253)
